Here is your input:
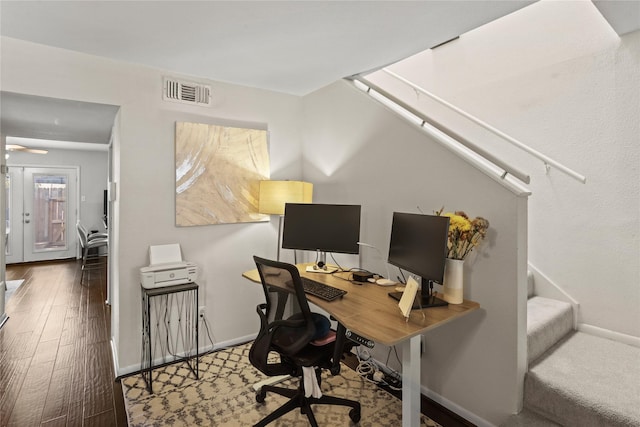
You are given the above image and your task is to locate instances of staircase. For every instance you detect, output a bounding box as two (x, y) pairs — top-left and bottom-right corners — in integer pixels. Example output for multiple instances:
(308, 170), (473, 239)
(503, 274), (640, 426)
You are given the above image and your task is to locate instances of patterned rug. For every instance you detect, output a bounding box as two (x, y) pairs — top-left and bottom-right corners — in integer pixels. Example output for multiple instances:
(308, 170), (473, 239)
(121, 342), (440, 426)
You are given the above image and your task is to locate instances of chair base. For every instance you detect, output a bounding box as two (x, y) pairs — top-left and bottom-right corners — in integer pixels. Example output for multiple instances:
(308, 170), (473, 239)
(254, 375), (361, 427)
(80, 254), (107, 284)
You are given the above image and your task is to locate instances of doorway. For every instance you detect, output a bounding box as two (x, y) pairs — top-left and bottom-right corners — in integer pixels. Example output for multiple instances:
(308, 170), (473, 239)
(5, 166), (78, 263)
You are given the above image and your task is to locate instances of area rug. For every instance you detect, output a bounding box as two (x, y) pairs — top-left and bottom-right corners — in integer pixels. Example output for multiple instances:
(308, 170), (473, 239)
(4, 279), (24, 303)
(121, 342), (439, 426)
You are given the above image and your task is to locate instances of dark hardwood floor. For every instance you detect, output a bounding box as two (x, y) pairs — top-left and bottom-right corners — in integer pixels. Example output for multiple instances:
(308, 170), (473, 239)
(1, 260), (472, 427)
(1, 260), (127, 427)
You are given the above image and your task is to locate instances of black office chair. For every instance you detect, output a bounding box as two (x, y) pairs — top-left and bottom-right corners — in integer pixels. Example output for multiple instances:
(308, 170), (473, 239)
(250, 256), (361, 427)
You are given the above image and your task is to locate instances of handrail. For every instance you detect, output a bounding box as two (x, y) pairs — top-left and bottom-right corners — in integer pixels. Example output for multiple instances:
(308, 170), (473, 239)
(381, 68), (587, 184)
(350, 75), (531, 184)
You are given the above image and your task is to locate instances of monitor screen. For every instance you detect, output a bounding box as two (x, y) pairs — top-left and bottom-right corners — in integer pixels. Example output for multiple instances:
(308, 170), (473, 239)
(282, 203), (361, 255)
(387, 212), (450, 285)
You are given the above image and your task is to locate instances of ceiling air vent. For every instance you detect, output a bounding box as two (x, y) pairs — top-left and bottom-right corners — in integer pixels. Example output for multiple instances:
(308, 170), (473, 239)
(163, 77), (212, 106)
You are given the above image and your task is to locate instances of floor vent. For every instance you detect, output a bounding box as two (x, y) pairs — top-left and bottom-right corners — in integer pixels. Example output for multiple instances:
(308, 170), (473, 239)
(163, 77), (212, 106)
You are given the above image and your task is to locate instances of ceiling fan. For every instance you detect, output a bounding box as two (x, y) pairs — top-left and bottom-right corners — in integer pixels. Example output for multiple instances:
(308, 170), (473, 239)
(6, 144), (48, 154)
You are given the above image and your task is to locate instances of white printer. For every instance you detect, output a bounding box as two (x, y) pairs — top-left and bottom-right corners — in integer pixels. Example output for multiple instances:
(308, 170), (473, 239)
(140, 244), (198, 289)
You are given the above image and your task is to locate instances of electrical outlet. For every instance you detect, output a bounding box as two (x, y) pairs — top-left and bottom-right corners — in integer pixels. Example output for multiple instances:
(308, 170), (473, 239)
(199, 306), (206, 318)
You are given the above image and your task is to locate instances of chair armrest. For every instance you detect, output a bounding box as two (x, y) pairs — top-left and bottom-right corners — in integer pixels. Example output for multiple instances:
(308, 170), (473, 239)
(88, 232), (108, 241)
(86, 238), (108, 249)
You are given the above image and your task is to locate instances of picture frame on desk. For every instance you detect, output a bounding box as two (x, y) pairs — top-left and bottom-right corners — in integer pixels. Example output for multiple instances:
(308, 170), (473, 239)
(398, 277), (419, 319)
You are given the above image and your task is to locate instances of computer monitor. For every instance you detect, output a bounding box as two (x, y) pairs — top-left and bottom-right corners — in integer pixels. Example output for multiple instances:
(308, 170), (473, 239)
(282, 203), (361, 270)
(387, 212), (450, 309)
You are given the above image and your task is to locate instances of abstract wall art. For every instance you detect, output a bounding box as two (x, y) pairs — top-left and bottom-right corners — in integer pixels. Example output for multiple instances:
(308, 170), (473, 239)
(175, 122), (270, 226)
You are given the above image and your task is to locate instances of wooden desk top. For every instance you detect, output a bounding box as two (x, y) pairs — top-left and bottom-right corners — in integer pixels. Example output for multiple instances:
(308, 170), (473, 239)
(243, 263), (479, 347)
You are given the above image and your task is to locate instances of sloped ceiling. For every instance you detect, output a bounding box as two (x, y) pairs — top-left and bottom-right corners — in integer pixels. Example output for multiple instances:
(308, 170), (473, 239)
(1, 1), (636, 147)
(0, 1), (535, 96)
(593, 0), (640, 36)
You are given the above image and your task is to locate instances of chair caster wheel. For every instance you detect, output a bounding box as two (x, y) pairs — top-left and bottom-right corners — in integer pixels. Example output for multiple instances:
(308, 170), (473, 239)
(349, 408), (361, 423)
(256, 389), (266, 403)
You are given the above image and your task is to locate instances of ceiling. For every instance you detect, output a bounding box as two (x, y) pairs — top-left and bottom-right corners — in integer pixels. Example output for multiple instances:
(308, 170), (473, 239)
(0, 1), (536, 96)
(1, 1), (636, 148)
(1, 92), (119, 147)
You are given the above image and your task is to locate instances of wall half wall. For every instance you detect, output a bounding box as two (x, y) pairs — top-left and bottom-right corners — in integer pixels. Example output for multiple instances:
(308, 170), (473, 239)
(302, 80), (529, 426)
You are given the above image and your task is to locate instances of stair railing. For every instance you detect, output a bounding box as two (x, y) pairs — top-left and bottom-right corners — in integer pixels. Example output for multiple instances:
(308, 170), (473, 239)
(380, 68), (587, 184)
(350, 75), (531, 185)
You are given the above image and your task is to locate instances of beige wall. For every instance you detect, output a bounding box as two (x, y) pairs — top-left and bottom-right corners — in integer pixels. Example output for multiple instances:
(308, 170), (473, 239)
(368, 1), (640, 338)
(302, 80), (528, 425)
(1, 33), (532, 424)
(1, 36), (304, 372)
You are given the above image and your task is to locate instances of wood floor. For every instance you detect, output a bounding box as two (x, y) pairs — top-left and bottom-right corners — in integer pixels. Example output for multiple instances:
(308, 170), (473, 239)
(1, 260), (126, 427)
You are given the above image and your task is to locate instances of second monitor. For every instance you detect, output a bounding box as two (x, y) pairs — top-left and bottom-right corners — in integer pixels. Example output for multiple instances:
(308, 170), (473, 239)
(282, 203), (361, 271)
(387, 212), (450, 309)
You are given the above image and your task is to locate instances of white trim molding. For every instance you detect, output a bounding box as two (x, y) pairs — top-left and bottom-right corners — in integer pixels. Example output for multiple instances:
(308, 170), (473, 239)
(578, 323), (640, 348)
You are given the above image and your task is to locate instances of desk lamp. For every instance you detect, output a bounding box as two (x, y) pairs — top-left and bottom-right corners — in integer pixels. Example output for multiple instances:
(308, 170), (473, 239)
(259, 180), (313, 261)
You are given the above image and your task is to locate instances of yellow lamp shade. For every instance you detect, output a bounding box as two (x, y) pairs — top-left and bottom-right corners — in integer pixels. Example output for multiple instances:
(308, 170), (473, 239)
(259, 181), (313, 215)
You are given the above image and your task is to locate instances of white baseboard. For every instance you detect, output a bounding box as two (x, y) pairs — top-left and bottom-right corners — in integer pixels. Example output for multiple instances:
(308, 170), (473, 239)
(578, 323), (640, 348)
(210, 333), (257, 352)
(113, 333), (258, 378)
(364, 351), (498, 427)
(111, 338), (124, 377)
(421, 386), (496, 427)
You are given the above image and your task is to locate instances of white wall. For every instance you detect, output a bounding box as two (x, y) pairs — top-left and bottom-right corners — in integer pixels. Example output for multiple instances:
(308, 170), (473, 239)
(5, 4), (628, 421)
(2, 34), (530, 425)
(368, 0), (640, 338)
(0, 37), (304, 372)
(302, 80), (529, 426)
(6, 148), (109, 233)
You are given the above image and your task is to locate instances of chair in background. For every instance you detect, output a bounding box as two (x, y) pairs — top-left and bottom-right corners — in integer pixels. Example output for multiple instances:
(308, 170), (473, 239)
(76, 220), (108, 283)
(249, 256), (361, 427)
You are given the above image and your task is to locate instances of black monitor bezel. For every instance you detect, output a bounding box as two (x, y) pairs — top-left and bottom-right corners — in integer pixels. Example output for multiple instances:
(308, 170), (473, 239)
(281, 203), (362, 255)
(386, 212), (450, 309)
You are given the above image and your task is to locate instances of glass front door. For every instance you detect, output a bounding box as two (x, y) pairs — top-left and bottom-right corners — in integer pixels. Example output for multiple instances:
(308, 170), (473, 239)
(6, 167), (78, 263)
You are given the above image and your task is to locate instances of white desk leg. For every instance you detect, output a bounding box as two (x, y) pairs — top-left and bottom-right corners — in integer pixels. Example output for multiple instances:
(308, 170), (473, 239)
(402, 335), (421, 427)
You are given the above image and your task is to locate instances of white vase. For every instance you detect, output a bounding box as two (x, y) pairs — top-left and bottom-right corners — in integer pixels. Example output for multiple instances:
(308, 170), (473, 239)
(443, 258), (464, 304)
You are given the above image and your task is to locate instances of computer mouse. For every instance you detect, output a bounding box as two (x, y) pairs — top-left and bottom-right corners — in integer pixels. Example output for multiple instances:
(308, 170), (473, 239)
(395, 286), (406, 292)
(376, 278), (396, 286)
(367, 278), (376, 283)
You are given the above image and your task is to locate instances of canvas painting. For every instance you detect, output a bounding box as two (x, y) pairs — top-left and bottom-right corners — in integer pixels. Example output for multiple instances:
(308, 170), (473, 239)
(175, 122), (270, 226)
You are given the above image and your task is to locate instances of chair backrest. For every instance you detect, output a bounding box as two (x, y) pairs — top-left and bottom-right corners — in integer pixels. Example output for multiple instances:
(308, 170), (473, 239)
(76, 221), (88, 249)
(250, 256), (317, 376)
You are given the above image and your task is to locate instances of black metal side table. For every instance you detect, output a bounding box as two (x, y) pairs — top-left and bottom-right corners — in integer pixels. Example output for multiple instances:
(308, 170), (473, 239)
(141, 282), (199, 393)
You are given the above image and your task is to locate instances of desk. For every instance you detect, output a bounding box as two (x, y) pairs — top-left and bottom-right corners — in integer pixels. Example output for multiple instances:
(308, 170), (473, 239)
(243, 263), (479, 427)
(141, 282), (199, 393)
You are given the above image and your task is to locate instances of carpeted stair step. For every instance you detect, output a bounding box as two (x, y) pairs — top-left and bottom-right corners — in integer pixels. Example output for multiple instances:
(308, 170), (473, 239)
(527, 296), (573, 364)
(525, 332), (640, 427)
(501, 407), (562, 427)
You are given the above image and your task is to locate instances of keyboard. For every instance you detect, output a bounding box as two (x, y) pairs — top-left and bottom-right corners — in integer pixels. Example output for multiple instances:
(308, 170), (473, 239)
(301, 277), (346, 302)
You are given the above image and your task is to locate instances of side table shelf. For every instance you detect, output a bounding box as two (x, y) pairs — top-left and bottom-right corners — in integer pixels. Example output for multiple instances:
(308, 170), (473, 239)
(141, 282), (199, 393)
